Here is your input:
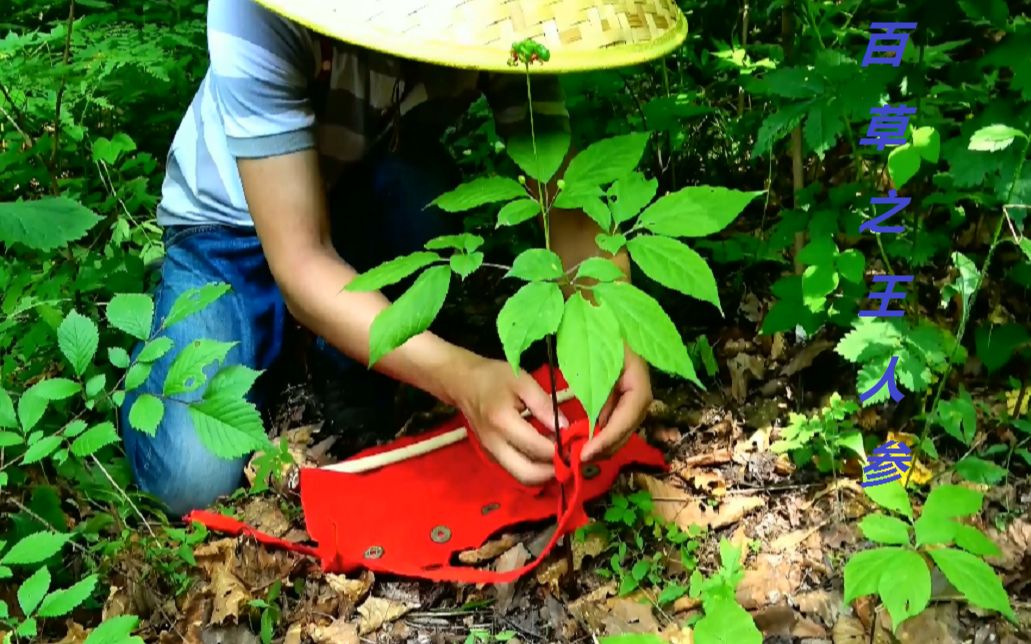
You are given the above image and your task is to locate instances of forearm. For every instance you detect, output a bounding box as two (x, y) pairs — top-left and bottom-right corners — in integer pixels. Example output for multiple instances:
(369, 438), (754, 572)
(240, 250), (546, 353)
(276, 245), (472, 406)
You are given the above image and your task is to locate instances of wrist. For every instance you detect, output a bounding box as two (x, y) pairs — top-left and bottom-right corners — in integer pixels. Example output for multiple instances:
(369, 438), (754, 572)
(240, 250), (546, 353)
(425, 342), (482, 408)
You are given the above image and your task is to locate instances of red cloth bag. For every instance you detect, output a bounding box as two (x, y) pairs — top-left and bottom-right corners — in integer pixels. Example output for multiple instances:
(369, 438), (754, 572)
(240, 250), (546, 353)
(187, 367), (666, 584)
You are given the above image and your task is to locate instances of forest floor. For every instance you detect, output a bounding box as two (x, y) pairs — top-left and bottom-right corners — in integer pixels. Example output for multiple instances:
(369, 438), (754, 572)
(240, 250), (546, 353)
(74, 276), (1031, 644)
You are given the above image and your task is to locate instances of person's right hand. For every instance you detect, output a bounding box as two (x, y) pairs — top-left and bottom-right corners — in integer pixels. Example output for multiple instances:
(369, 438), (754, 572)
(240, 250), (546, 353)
(446, 354), (569, 486)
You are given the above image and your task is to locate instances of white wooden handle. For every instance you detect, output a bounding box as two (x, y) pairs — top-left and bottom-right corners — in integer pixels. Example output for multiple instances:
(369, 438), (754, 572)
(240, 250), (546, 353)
(320, 388), (575, 474)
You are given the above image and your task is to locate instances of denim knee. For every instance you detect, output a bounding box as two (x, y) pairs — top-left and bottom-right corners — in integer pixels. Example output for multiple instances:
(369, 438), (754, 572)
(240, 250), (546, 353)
(122, 396), (247, 517)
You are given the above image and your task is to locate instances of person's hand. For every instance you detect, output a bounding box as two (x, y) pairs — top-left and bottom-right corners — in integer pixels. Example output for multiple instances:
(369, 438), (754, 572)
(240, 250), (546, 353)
(582, 348), (653, 462)
(447, 354), (569, 486)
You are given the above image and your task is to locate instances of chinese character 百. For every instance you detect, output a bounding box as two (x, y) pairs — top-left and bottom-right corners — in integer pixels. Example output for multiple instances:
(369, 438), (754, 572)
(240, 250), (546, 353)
(861, 438), (912, 486)
(860, 355), (905, 404)
(862, 22), (917, 67)
(859, 105), (917, 150)
(861, 190), (909, 234)
(859, 275), (913, 318)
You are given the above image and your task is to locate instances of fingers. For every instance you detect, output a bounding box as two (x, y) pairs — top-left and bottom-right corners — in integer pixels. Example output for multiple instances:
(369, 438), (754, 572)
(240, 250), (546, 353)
(582, 387), (651, 461)
(515, 373), (569, 432)
(493, 407), (556, 462)
(484, 437), (555, 486)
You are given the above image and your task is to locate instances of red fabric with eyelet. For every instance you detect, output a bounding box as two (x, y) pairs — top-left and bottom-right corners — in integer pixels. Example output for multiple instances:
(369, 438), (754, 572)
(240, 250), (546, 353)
(185, 366), (666, 583)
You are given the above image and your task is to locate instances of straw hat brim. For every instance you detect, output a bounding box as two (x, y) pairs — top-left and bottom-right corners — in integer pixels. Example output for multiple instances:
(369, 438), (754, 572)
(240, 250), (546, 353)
(252, 0), (688, 73)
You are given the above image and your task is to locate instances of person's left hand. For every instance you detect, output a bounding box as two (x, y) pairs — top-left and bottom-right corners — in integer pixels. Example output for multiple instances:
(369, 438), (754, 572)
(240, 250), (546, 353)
(581, 347), (653, 462)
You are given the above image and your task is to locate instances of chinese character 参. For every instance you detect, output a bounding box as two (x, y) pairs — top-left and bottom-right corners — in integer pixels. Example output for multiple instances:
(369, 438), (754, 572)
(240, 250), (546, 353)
(861, 439), (912, 487)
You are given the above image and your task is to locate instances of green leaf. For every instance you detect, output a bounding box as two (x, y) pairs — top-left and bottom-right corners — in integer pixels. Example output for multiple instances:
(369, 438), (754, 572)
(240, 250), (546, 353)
(593, 282), (700, 387)
(631, 559), (650, 581)
(859, 513), (912, 545)
(933, 389), (977, 445)
(637, 187), (762, 237)
(425, 233), (484, 253)
(85, 615), (143, 644)
(596, 233), (627, 255)
(0, 389), (15, 429)
(1, 531), (70, 565)
(836, 249), (866, 283)
(496, 199), (541, 227)
(127, 396), (164, 437)
(975, 323), (1030, 373)
(609, 173), (658, 224)
(92, 132), (137, 165)
(556, 293), (623, 429)
(18, 379), (80, 433)
(496, 282), (564, 372)
(108, 347), (130, 369)
(929, 548), (1015, 620)
(345, 251), (440, 292)
(431, 177), (526, 213)
(18, 566), (50, 616)
(887, 144), (921, 188)
(1020, 238), (1031, 262)
(368, 266), (450, 366)
(57, 310), (99, 376)
(626, 236), (722, 314)
(955, 456), (1008, 485)
(879, 549), (931, 630)
(163, 340), (236, 397)
(507, 249), (564, 281)
(843, 547), (900, 603)
(911, 127), (940, 163)
(864, 482), (913, 520)
(835, 320), (901, 363)
(16, 616), (38, 638)
(575, 258), (625, 283)
(162, 283), (231, 329)
(922, 484), (983, 520)
(207, 366), (261, 400)
(85, 374), (107, 399)
(656, 584), (687, 606)
(505, 129), (571, 183)
(953, 525), (1002, 557)
(968, 124), (1027, 152)
(23, 436), (62, 464)
(137, 337), (174, 364)
(914, 514), (957, 547)
(188, 396), (269, 459)
(691, 596), (762, 644)
(0, 198), (102, 251)
(71, 422), (121, 457)
(0, 432), (23, 448)
(802, 263), (839, 310)
(123, 363), (152, 392)
(450, 252), (484, 280)
(562, 133), (649, 188)
(38, 574), (98, 617)
(106, 294), (154, 341)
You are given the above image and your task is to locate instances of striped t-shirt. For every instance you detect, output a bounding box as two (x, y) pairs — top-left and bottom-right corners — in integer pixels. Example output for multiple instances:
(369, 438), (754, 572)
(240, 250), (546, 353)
(157, 0), (570, 227)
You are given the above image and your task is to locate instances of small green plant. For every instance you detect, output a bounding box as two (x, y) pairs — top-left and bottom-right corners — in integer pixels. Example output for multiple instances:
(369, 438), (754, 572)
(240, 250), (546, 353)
(248, 581), (283, 644)
(585, 490), (702, 601)
(684, 539), (763, 644)
(771, 392), (865, 472)
(844, 482), (1015, 631)
(464, 628), (517, 644)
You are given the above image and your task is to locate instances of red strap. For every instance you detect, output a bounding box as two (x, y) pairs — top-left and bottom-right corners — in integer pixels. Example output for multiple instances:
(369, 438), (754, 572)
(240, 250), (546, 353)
(185, 510), (320, 559)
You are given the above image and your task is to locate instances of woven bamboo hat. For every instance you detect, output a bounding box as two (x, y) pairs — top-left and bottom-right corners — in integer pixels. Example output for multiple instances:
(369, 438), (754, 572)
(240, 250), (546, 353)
(252, 0), (688, 73)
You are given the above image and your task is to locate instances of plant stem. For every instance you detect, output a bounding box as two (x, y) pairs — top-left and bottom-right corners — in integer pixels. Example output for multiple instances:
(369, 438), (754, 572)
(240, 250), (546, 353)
(906, 136), (1031, 486)
(51, 0), (76, 179)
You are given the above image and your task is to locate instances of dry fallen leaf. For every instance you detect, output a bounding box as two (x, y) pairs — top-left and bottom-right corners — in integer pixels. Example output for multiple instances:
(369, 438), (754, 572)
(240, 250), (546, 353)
(493, 543), (531, 614)
(896, 604), (961, 644)
(728, 353), (765, 402)
(672, 596), (702, 613)
(831, 616), (867, 644)
(325, 570), (374, 605)
(601, 595), (660, 635)
(535, 555), (569, 594)
(753, 603), (827, 639)
(780, 339), (834, 376)
(573, 528), (608, 570)
(208, 563), (250, 624)
(682, 449), (733, 468)
(885, 431), (932, 485)
(238, 496), (291, 538)
(458, 534), (519, 564)
(309, 619), (359, 644)
(53, 620), (89, 644)
(676, 468), (728, 497)
(662, 623), (696, 644)
(635, 474), (762, 532)
(770, 523), (826, 553)
(284, 623), (304, 644)
(357, 596), (412, 636)
(795, 590), (843, 626)
(735, 554), (804, 610)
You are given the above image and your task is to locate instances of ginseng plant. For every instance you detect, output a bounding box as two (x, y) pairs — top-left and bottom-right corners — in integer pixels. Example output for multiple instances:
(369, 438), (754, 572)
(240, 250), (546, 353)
(345, 39), (763, 450)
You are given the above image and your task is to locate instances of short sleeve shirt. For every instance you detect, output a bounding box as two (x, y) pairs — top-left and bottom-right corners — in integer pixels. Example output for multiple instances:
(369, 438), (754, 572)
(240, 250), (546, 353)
(157, 0), (571, 227)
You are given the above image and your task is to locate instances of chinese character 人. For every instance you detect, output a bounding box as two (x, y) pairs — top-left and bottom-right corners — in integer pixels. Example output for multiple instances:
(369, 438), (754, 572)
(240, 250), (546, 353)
(861, 439), (912, 487)
(860, 355), (905, 403)
(860, 105), (917, 150)
(862, 22), (917, 67)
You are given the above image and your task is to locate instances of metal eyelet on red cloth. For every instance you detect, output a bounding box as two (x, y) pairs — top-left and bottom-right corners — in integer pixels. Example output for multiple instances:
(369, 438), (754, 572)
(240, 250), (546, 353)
(430, 526), (452, 543)
(481, 502), (500, 515)
(364, 545), (384, 559)
(582, 463), (601, 479)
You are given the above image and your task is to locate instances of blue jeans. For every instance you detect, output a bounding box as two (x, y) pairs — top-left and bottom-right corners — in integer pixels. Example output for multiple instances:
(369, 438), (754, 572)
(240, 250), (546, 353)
(122, 140), (460, 516)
